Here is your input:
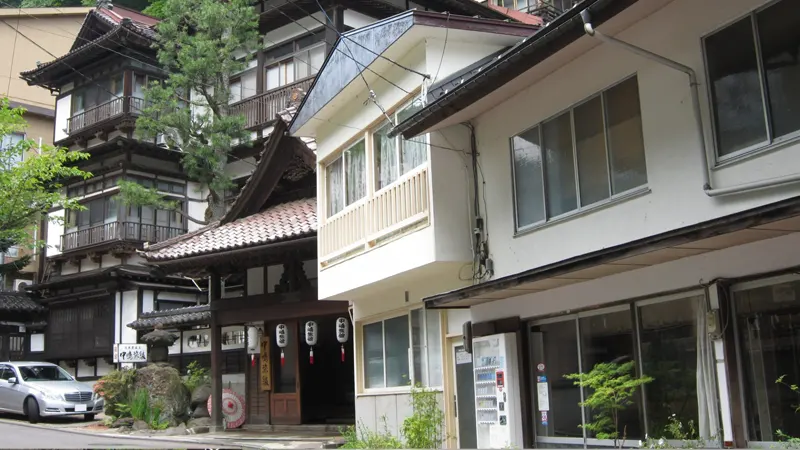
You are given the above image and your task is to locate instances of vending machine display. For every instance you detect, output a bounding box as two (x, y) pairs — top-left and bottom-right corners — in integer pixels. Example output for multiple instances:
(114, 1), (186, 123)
(472, 333), (523, 448)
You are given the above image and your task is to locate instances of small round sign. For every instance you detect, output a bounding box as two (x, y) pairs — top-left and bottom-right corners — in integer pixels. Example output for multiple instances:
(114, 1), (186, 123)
(207, 388), (246, 429)
(537, 363), (546, 372)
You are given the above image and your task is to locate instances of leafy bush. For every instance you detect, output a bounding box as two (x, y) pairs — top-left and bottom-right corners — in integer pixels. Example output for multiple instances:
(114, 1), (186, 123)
(340, 417), (404, 449)
(94, 369), (137, 417)
(401, 384), (446, 448)
(183, 360), (210, 393)
(565, 361), (653, 446)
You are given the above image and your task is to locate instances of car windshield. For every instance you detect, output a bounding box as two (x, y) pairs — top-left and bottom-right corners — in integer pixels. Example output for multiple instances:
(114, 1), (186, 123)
(18, 365), (74, 382)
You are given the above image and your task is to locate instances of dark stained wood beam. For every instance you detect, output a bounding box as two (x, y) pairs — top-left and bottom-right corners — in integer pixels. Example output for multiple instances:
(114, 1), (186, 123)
(209, 273), (223, 431)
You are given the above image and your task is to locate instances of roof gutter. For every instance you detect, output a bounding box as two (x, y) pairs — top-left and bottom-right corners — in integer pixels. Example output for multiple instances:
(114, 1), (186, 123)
(392, 0), (610, 139)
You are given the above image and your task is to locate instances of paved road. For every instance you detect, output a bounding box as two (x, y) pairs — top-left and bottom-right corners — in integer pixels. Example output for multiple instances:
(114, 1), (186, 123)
(0, 420), (237, 449)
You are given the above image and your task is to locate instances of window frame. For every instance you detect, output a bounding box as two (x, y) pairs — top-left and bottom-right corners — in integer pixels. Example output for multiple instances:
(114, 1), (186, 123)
(322, 91), (430, 222)
(529, 290), (709, 446)
(373, 98), (430, 193)
(510, 74), (649, 234)
(360, 308), (442, 393)
(263, 32), (325, 92)
(701, 0), (800, 164)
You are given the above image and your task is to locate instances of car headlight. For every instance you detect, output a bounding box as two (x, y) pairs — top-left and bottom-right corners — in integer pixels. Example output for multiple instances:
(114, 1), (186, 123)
(92, 392), (100, 401)
(39, 390), (62, 401)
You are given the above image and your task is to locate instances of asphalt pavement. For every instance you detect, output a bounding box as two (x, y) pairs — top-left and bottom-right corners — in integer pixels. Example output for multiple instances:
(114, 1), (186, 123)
(0, 419), (237, 449)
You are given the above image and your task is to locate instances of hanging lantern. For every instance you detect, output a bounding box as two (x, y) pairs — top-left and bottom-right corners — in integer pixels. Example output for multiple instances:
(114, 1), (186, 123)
(276, 324), (288, 366)
(247, 327), (261, 367)
(305, 321), (318, 365)
(336, 317), (349, 362)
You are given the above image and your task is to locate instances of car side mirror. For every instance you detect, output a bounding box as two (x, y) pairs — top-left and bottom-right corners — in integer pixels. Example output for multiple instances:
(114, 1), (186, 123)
(6, 377), (18, 384)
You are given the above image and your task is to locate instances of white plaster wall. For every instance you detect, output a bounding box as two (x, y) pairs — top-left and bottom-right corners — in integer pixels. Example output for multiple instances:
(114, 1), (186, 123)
(101, 254), (121, 267)
(141, 290), (154, 314)
(158, 292), (200, 302)
(356, 392), (444, 436)
(61, 261), (78, 276)
(46, 209), (64, 257)
(446, 309), (470, 336)
(121, 290), (138, 345)
(247, 267), (264, 296)
(264, 14), (324, 46)
(77, 359), (94, 378)
(54, 95), (70, 142)
(222, 373), (246, 407)
(187, 181), (207, 233)
(114, 292), (122, 344)
(469, 0), (800, 282)
(81, 258), (99, 272)
(29, 333), (44, 352)
(343, 9), (377, 29)
(168, 334), (181, 355)
(96, 358), (113, 377)
(472, 231), (800, 323)
(424, 39), (505, 88)
(429, 130), (473, 263)
(181, 326), (245, 354)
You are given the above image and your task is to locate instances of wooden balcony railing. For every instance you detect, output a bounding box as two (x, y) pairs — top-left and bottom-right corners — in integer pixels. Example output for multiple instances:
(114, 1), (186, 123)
(67, 96), (145, 135)
(319, 166), (430, 263)
(60, 221), (186, 253)
(228, 77), (314, 130)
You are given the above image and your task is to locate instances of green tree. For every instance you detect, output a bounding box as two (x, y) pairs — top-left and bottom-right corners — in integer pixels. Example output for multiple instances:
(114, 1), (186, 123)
(565, 361), (653, 447)
(122, 0), (258, 224)
(0, 98), (90, 280)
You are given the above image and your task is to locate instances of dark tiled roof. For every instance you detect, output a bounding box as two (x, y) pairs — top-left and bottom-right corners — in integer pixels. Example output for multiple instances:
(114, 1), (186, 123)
(0, 292), (45, 313)
(144, 197), (317, 262)
(127, 305), (210, 330)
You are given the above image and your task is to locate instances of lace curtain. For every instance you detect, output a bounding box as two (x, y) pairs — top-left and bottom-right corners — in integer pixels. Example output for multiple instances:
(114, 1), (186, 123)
(375, 121), (398, 190)
(345, 140), (366, 205)
(326, 157), (344, 216)
(696, 300), (721, 440)
(398, 98), (428, 174)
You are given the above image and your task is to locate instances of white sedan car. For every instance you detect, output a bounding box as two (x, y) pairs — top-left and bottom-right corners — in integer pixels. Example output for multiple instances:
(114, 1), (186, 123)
(0, 362), (103, 423)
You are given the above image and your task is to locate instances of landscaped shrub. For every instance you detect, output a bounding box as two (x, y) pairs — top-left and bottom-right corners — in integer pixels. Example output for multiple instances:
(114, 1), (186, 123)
(94, 368), (137, 417)
(183, 360), (209, 393)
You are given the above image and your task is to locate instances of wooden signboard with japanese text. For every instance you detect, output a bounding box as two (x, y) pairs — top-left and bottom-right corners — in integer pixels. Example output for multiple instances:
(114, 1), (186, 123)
(260, 336), (272, 391)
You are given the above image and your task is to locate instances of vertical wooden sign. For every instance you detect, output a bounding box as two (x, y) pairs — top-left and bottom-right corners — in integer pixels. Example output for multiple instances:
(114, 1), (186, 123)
(260, 335), (272, 391)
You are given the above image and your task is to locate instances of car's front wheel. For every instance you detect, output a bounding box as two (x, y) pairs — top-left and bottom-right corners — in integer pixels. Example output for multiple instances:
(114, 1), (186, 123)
(25, 397), (40, 424)
(83, 413), (96, 422)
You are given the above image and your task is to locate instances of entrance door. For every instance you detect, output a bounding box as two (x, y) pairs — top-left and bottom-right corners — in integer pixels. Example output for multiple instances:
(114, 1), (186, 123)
(270, 321), (301, 424)
(453, 343), (477, 448)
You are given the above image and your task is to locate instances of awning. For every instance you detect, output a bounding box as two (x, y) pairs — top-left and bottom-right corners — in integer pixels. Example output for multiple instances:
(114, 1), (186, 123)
(425, 195), (800, 308)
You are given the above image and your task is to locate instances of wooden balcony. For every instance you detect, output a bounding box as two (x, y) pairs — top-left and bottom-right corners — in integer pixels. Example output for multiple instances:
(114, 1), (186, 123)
(67, 96), (145, 135)
(319, 165), (430, 265)
(228, 77), (314, 130)
(60, 221), (186, 253)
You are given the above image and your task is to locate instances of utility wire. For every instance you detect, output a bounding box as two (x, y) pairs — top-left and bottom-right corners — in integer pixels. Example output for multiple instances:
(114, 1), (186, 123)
(4, 9), (22, 95)
(431, 12), (450, 86)
(291, 0), (429, 80)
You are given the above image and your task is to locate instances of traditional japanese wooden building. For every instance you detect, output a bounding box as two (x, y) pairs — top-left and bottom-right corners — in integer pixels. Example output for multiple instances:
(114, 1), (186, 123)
(142, 117), (350, 428)
(0, 292), (47, 362)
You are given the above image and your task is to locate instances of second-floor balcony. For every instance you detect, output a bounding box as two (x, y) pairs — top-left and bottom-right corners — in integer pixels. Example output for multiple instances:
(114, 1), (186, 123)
(67, 96), (145, 136)
(60, 221), (185, 253)
(229, 77), (314, 130)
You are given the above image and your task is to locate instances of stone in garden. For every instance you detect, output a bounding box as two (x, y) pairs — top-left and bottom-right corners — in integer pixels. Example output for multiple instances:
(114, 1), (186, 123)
(190, 382), (212, 418)
(187, 417), (212, 429)
(140, 324), (178, 364)
(163, 423), (187, 436)
(133, 364), (191, 424)
(111, 417), (134, 428)
(132, 420), (149, 431)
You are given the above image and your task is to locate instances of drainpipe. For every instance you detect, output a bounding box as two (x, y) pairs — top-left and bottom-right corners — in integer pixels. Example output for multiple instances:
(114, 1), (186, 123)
(579, 10), (800, 198)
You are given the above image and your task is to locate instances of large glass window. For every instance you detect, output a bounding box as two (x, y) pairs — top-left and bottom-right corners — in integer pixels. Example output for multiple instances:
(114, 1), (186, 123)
(326, 139), (366, 216)
(264, 32), (325, 91)
(530, 296), (715, 446)
(362, 310), (442, 390)
(511, 76), (647, 230)
(734, 278), (800, 442)
(374, 98), (429, 190)
(704, 0), (800, 158)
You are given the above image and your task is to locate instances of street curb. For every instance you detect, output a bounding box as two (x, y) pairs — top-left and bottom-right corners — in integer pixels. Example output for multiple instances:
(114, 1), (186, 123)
(0, 418), (224, 446)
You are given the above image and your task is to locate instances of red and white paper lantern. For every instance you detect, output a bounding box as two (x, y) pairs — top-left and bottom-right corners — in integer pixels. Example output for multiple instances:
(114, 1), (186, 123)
(305, 321), (318, 364)
(336, 317), (349, 362)
(276, 323), (288, 366)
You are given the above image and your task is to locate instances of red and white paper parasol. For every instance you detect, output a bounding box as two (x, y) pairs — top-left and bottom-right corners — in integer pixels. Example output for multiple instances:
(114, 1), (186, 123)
(207, 388), (246, 429)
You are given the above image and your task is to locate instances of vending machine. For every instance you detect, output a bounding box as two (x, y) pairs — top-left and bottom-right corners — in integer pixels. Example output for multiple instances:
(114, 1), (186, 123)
(472, 332), (523, 448)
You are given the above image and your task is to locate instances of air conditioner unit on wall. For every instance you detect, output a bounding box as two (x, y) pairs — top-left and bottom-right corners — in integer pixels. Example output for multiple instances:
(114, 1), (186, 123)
(13, 279), (30, 292)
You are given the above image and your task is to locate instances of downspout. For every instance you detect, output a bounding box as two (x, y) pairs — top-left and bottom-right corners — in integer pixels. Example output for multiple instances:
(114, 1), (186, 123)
(579, 10), (800, 197)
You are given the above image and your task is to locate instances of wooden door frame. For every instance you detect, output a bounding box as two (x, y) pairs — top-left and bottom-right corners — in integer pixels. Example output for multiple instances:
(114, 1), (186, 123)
(444, 336), (462, 449)
(269, 319), (302, 425)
